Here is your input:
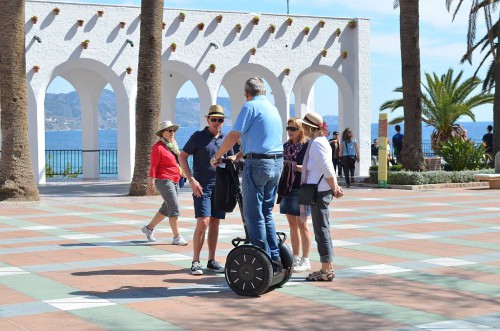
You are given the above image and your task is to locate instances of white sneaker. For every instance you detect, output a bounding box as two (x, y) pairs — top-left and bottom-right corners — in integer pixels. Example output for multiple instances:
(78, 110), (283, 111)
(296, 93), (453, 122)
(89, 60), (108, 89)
(292, 255), (301, 271)
(172, 235), (188, 246)
(294, 257), (312, 273)
(191, 261), (203, 275)
(141, 226), (156, 242)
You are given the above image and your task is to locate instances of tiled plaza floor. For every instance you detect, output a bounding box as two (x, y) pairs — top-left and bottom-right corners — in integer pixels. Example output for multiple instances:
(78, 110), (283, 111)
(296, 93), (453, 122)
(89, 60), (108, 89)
(1, 182), (499, 330)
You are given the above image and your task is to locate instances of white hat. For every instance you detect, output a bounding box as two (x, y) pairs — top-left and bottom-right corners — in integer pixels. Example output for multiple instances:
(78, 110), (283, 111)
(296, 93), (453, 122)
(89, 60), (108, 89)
(155, 120), (180, 136)
(302, 112), (323, 129)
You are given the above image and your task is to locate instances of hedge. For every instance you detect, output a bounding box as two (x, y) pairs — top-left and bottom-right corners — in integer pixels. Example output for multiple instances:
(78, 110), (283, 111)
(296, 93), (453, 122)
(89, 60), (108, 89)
(368, 169), (495, 186)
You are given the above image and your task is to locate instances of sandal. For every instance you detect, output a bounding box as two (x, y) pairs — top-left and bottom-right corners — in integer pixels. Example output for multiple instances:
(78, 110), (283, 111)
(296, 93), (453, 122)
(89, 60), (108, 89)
(305, 269), (335, 281)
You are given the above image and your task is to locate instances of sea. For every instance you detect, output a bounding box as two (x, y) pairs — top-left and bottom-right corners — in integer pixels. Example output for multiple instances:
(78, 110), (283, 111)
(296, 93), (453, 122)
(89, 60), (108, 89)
(45, 121), (490, 150)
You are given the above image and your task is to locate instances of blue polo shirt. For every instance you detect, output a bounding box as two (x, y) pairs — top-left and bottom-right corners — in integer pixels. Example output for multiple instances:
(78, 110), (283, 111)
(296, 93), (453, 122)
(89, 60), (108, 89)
(182, 127), (233, 186)
(233, 95), (283, 155)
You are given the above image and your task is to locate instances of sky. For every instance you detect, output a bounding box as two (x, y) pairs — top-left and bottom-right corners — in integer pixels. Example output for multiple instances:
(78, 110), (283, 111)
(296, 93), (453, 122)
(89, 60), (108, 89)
(45, 0), (495, 123)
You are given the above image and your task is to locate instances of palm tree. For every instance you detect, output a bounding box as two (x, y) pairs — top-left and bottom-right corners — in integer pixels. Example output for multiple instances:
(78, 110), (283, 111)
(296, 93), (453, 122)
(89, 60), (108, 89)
(129, 0), (164, 196)
(447, 0), (500, 157)
(0, 0), (40, 201)
(394, 0), (426, 170)
(380, 69), (494, 148)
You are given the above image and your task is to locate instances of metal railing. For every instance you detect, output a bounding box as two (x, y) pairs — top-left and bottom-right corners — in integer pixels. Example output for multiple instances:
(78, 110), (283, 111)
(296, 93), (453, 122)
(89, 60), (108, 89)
(45, 149), (117, 176)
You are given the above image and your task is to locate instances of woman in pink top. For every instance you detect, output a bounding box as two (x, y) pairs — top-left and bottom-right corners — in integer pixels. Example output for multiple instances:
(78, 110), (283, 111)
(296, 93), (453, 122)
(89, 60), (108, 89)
(141, 120), (188, 246)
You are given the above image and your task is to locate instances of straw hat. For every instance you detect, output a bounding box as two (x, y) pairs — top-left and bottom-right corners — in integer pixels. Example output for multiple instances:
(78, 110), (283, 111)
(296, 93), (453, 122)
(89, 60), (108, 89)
(205, 104), (226, 118)
(302, 112), (323, 129)
(155, 120), (179, 136)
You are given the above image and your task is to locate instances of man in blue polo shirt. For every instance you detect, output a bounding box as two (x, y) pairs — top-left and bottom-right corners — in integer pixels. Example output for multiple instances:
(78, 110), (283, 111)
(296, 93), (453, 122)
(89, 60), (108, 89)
(179, 105), (233, 275)
(211, 77), (284, 274)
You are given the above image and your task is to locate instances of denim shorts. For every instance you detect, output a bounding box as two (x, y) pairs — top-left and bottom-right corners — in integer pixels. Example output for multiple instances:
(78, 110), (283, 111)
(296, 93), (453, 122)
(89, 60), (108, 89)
(155, 179), (180, 217)
(193, 183), (226, 219)
(280, 189), (310, 216)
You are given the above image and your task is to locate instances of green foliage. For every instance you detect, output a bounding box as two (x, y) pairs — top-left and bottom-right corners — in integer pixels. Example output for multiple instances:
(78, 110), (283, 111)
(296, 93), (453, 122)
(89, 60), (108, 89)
(369, 164), (403, 172)
(368, 168), (494, 185)
(436, 136), (488, 171)
(45, 156), (81, 178)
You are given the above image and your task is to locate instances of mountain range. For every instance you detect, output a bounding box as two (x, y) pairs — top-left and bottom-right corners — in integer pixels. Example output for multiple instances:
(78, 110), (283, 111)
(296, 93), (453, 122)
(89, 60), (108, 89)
(44, 90), (338, 131)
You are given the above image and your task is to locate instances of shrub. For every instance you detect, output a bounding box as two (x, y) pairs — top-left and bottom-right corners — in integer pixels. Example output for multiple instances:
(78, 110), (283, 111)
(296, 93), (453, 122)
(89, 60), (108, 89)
(368, 169), (494, 185)
(437, 136), (488, 171)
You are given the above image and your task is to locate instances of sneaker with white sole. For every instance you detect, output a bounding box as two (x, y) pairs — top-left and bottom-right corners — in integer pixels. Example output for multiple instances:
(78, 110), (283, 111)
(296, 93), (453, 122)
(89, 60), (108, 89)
(292, 255), (301, 270)
(207, 259), (225, 273)
(191, 261), (203, 275)
(172, 235), (188, 246)
(141, 226), (156, 242)
(294, 257), (311, 273)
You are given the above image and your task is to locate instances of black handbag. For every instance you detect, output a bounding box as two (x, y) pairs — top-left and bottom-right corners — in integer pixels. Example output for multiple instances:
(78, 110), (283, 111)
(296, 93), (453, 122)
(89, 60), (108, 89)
(299, 175), (324, 206)
(214, 163), (237, 212)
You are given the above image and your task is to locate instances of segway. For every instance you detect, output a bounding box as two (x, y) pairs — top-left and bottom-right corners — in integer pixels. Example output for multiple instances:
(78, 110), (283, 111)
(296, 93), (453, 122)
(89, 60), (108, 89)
(223, 160), (294, 296)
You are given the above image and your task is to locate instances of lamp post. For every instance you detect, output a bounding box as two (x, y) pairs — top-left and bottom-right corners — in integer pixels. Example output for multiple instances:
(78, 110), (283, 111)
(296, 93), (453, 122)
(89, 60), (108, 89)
(287, 0), (289, 14)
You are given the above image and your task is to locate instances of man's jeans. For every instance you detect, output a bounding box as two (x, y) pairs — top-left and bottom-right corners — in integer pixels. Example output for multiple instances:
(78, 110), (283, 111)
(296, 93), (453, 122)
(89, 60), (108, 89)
(242, 157), (283, 261)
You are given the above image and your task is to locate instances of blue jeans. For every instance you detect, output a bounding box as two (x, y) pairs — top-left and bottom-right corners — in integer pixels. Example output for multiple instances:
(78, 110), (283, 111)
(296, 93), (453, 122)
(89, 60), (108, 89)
(242, 157), (284, 261)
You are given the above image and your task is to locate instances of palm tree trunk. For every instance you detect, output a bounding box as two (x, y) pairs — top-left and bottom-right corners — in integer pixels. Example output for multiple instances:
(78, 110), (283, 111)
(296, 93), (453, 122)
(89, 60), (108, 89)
(398, 0), (426, 171)
(493, 29), (500, 158)
(129, 0), (164, 196)
(0, 0), (40, 201)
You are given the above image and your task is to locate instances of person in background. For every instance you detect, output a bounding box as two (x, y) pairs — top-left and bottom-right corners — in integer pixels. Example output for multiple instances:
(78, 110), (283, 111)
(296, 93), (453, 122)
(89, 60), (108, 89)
(339, 128), (359, 188)
(142, 120), (188, 246)
(210, 77), (285, 275)
(371, 138), (379, 166)
(278, 118), (312, 273)
(329, 131), (343, 177)
(387, 139), (396, 166)
(483, 125), (494, 165)
(300, 112), (344, 281)
(179, 105), (231, 275)
(392, 124), (404, 164)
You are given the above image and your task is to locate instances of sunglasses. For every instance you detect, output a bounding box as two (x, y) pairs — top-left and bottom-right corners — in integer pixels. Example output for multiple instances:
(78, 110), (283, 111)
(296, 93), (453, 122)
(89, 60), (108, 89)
(210, 118), (224, 123)
(286, 126), (299, 132)
(164, 129), (176, 133)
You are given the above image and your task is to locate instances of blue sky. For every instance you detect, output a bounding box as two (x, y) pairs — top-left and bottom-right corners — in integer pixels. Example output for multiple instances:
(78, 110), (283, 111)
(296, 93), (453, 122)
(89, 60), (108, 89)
(47, 0), (494, 123)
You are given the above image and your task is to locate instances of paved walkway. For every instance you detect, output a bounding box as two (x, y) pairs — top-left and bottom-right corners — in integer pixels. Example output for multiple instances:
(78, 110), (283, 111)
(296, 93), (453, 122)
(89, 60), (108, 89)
(1, 182), (500, 330)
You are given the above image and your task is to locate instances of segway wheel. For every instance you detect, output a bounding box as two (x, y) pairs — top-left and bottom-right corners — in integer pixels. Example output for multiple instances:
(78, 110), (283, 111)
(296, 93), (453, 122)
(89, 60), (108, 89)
(272, 242), (294, 288)
(225, 245), (273, 296)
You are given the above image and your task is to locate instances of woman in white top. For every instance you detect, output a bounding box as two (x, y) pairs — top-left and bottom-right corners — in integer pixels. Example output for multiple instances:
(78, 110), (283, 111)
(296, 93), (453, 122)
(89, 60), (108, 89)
(300, 112), (344, 281)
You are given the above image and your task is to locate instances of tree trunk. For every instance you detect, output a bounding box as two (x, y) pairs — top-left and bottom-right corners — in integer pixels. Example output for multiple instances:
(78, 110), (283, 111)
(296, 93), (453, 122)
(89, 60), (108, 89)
(129, 0), (164, 196)
(493, 28), (500, 158)
(398, 0), (426, 171)
(0, 0), (40, 201)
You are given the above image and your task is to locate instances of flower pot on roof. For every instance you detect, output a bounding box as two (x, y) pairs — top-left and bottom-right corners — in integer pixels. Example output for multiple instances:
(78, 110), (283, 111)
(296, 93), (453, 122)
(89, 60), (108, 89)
(283, 68), (291, 76)
(126, 66), (132, 74)
(119, 21), (126, 28)
(77, 19), (85, 27)
(33, 65), (40, 73)
(320, 49), (327, 57)
(31, 16), (38, 24)
(348, 20), (356, 29)
(303, 26), (311, 35)
(286, 17), (293, 26)
(97, 10), (104, 17)
(269, 24), (276, 34)
(170, 42), (177, 52)
(334, 28), (341, 37)
(178, 12), (185, 22)
(319, 20), (325, 28)
(197, 22), (205, 30)
(249, 47), (257, 55)
(252, 16), (260, 25)
(53, 7), (60, 15)
(81, 40), (90, 49)
(216, 15), (223, 23)
(235, 23), (242, 33)
(341, 50), (349, 59)
(209, 64), (216, 73)
(162, 21), (166, 29)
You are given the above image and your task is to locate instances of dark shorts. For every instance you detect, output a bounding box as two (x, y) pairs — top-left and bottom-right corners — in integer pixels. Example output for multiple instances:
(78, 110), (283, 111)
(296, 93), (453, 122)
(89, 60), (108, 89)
(279, 189), (310, 217)
(193, 183), (226, 219)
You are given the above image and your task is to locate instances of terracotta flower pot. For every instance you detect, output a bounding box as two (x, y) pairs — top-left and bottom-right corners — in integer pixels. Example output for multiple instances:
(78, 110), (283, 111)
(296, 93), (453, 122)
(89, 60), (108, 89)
(119, 22), (126, 28)
(33, 66), (40, 73)
(53, 8), (60, 15)
(97, 10), (104, 17)
(77, 19), (84, 27)
(209, 65), (216, 73)
(126, 67), (132, 74)
(216, 15), (223, 23)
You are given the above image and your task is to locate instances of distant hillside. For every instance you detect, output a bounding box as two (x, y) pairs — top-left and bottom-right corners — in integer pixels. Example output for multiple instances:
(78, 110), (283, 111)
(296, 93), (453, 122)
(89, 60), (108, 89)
(44, 91), (337, 130)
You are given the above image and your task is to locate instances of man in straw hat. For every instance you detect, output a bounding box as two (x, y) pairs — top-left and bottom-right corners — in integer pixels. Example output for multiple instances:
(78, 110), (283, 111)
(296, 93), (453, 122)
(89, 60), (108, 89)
(179, 105), (233, 275)
(210, 77), (285, 275)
